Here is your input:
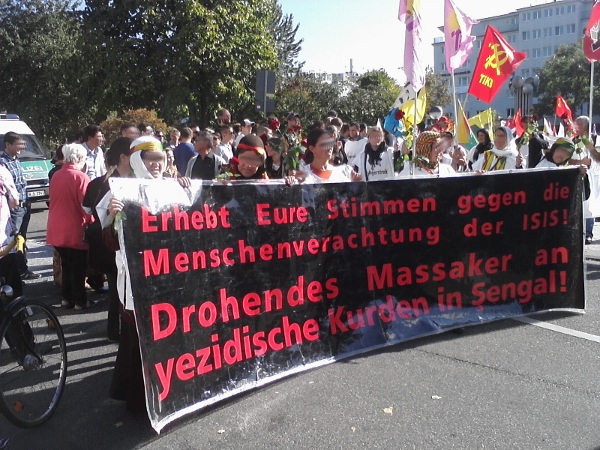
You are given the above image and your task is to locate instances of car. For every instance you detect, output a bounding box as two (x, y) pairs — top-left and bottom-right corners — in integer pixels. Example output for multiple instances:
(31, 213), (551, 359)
(0, 114), (53, 204)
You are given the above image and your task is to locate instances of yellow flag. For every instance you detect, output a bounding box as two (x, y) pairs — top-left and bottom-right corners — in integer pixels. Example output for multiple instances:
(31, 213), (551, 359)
(400, 88), (427, 127)
(457, 101), (472, 145)
(467, 108), (494, 129)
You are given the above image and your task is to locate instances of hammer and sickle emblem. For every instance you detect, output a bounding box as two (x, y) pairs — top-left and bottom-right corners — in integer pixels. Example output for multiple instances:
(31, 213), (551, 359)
(484, 43), (509, 75)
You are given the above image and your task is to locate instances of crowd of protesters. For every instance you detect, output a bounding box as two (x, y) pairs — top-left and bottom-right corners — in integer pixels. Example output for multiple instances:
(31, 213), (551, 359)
(0, 106), (595, 417)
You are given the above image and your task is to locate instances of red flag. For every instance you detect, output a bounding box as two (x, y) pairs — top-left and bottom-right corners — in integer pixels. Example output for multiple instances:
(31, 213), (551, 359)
(468, 26), (526, 103)
(514, 109), (524, 137)
(583, 1), (600, 62)
(555, 95), (573, 122)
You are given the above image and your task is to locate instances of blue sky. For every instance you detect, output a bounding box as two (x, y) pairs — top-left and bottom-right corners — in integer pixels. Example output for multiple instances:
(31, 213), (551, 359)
(278, 0), (546, 82)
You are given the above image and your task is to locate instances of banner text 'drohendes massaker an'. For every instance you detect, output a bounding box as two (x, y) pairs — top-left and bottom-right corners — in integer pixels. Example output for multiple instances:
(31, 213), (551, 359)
(113, 168), (585, 432)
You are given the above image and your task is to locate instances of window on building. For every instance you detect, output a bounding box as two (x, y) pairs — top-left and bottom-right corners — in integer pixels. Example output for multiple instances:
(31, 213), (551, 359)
(532, 48), (541, 58)
(555, 25), (564, 35)
(532, 29), (541, 39)
(542, 46), (552, 57)
(507, 108), (515, 117)
(543, 27), (552, 37)
(522, 68), (530, 77)
(556, 6), (564, 15)
(441, 62), (446, 71)
(441, 46), (445, 54)
(532, 11), (542, 20)
(567, 24), (576, 34)
(545, 8), (553, 17)
(522, 31), (531, 40)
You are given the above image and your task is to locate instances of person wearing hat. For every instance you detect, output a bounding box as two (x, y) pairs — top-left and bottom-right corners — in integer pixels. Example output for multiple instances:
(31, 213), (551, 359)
(398, 131), (457, 178)
(286, 112), (301, 133)
(222, 134), (269, 180)
(102, 136), (190, 414)
(535, 137), (577, 168)
(234, 119), (255, 148)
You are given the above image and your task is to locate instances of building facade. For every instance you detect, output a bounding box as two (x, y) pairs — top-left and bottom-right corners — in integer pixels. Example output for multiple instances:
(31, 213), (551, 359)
(433, 0), (594, 120)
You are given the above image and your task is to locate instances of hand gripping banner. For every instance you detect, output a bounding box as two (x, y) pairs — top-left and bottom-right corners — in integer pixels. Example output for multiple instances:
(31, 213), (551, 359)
(113, 168), (585, 432)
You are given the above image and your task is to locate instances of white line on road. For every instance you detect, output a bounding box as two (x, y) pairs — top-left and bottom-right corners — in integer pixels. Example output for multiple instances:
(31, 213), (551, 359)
(513, 316), (600, 344)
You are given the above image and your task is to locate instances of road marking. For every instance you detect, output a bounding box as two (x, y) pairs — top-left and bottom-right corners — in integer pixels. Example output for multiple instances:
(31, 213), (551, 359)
(513, 316), (600, 343)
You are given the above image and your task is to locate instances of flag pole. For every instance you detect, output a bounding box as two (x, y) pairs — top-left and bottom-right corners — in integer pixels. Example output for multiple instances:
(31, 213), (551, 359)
(411, 87), (418, 175)
(589, 62), (595, 136)
(451, 71), (459, 145)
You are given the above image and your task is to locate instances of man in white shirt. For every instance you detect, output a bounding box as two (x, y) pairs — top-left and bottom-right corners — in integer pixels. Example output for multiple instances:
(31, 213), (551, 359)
(234, 119), (255, 147)
(344, 122), (367, 167)
(82, 124), (106, 180)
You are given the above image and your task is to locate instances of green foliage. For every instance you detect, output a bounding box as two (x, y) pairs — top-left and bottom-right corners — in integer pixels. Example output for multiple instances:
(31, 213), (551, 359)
(82, 0), (280, 127)
(537, 41), (599, 116)
(268, 0), (304, 80)
(425, 68), (452, 111)
(339, 70), (401, 125)
(0, 0), (90, 144)
(99, 109), (168, 145)
(275, 73), (343, 125)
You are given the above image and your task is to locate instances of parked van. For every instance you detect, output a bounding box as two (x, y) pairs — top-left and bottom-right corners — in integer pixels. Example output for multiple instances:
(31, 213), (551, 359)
(0, 114), (53, 204)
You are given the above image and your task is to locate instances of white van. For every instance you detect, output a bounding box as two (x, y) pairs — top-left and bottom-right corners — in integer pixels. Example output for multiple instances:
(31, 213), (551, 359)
(0, 114), (53, 203)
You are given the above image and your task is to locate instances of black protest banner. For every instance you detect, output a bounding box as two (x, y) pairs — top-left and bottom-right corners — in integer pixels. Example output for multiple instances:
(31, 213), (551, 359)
(116, 168), (584, 432)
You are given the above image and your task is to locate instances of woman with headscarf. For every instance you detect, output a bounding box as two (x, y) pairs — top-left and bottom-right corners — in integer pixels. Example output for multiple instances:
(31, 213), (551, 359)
(397, 131), (457, 178)
(535, 137), (577, 168)
(471, 127), (521, 172)
(102, 136), (175, 414)
(467, 129), (493, 168)
(354, 126), (395, 181)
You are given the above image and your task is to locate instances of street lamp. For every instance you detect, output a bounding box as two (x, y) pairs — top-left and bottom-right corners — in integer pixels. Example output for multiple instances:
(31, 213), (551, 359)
(509, 75), (540, 117)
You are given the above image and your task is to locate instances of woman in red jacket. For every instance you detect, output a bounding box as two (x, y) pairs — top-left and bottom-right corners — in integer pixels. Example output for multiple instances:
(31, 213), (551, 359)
(46, 143), (93, 310)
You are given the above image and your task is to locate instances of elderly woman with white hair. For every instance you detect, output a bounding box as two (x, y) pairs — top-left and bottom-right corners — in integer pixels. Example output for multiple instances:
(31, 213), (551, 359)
(46, 143), (93, 310)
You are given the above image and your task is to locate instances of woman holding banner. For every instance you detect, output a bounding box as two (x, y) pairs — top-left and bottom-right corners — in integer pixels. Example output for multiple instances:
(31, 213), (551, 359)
(298, 129), (362, 183)
(103, 136), (191, 414)
(353, 126), (396, 181)
(397, 131), (456, 178)
(471, 127), (522, 172)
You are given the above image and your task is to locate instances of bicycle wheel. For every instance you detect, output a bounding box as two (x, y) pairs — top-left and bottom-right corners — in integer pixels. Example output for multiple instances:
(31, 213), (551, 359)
(0, 300), (67, 428)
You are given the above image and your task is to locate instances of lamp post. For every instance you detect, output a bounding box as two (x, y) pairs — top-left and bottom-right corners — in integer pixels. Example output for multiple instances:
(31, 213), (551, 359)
(509, 75), (540, 116)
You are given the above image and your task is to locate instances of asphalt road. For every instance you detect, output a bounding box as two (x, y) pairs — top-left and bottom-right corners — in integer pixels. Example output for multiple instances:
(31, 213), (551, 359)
(1, 203), (600, 450)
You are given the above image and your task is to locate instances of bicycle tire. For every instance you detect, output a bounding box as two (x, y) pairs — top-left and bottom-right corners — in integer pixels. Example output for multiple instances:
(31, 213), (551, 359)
(0, 300), (67, 428)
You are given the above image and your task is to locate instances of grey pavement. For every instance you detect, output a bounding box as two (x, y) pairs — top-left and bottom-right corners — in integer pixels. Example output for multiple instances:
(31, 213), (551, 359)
(1, 205), (600, 449)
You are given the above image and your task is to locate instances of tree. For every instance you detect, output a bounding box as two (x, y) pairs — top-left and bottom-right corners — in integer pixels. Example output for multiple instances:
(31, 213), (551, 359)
(82, 0), (280, 127)
(425, 68), (452, 113)
(0, 0), (91, 144)
(340, 70), (401, 125)
(537, 41), (600, 117)
(275, 73), (342, 126)
(269, 0), (304, 79)
(100, 109), (168, 144)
